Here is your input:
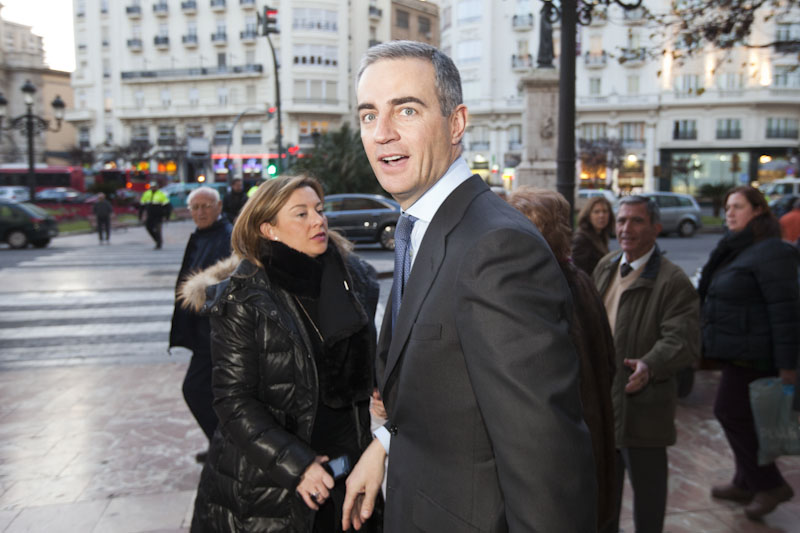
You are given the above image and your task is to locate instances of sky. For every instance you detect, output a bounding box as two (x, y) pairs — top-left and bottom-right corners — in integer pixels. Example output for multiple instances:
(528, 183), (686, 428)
(2, 0), (75, 72)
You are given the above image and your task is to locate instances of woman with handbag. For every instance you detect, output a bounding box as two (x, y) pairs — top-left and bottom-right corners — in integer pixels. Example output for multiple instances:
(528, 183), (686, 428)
(183, 175), (381, 532)
(699, 185), (799, 520)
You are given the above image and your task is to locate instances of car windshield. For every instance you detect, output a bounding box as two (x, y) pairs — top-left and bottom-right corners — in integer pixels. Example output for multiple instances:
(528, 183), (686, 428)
(18, 203), (50, 217)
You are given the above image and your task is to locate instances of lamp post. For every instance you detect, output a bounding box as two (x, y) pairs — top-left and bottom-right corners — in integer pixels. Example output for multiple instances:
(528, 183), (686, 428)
(0, 79), (65, 202)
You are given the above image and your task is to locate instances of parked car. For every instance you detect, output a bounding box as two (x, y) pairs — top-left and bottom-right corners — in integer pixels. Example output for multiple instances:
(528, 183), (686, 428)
(34, 187), (85, 203)
(0, 200), (58, 248)
(324, 193), (401, 250)
(0, 186), (30, 203)
(575, 189), (617, 211)
(760, 178), (800, 201)
(640, 192), (703, 237)
(769, 194), (799, 219)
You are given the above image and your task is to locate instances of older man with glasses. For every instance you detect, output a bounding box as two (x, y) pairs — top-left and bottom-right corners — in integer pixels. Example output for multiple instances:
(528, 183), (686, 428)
(169, 186), (233, 461)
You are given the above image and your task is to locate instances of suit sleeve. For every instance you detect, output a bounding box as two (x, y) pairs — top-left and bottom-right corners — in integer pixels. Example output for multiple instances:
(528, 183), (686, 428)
(455, 228), (596, 532)
(209, 302), (316, 491)
(639, 270), (701, 380)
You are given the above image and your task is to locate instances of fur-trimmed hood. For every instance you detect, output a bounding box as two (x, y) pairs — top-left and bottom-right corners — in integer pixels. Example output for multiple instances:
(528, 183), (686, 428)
(177, 254), (241, 313)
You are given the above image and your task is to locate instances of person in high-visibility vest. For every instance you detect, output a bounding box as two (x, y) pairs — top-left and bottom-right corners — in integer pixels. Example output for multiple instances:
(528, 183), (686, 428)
(140, 182), (171, 249)
(247, 183), (260, 198)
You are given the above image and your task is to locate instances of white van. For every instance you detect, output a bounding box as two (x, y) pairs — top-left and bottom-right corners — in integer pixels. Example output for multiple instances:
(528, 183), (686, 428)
(760, 178), (800, 200)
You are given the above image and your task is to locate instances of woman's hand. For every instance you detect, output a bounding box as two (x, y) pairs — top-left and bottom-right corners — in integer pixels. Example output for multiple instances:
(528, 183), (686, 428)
(296, 456), (335, 510)
(370, 388), (387, 420)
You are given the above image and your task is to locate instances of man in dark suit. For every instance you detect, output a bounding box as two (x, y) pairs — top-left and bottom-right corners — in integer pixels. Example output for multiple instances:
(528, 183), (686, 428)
(343, 41), (596, 532)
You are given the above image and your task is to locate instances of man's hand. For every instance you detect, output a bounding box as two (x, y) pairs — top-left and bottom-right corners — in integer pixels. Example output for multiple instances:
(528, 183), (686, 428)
(342, 439), (386, 531)
(624, 358), (650, 393)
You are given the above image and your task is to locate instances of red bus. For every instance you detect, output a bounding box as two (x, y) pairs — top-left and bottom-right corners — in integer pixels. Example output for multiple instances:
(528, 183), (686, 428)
(0, 166), (86, 192)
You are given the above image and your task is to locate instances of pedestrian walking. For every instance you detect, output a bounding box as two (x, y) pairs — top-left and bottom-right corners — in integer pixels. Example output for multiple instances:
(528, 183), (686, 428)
(779, 197), (800, 243)
(222, 177), (247, 221)
(92, 192), (113, 244)
(139, 181), (170, 249)
(187, 175), (380, 532)
(170, 187), (232, 460)
(699, 186), (798, 520)
(572, 195), (615, 276)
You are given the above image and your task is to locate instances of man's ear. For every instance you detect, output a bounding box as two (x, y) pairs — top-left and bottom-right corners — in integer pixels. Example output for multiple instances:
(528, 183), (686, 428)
(655, 222), (663, 235)
(449, 104), (468, 145)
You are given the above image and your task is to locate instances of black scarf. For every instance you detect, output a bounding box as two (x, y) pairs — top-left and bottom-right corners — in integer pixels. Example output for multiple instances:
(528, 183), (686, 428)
(261, 240), (323, 298)
(697, 225), (755, 303)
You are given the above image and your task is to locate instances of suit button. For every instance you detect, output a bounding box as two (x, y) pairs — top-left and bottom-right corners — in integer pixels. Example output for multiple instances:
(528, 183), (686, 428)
(389, 424), (398, 436)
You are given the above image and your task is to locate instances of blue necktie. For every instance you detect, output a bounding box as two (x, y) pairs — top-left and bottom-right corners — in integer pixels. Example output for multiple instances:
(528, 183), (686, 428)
(391, 213), (417, 330)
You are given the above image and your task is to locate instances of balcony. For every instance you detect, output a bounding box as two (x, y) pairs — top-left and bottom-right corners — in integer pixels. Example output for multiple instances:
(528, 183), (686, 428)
(619, 47), (646, 66)
(121, 63), (263, 81)
(469, 141), (490, 151)
(584, 51), (607, 68)
(211, 32), (228, 45)
(622, 7), (646, 24)
(767, 129), (799, 139)
(369, 5), (382, 20)
(716, 130), (742, 140)
(240, 29), (258, 43)
(182, 34), (198, 47)
(153, 2), (168, 16)
(240, 0), (256, 8)
(126, 5), (142, 17)
(181, 0), (197, 13)
(511, 53), (533, 71)
(673, 131), (697, 141)
(127, 38), (143, 51)
(508, 141), (523, 151)
(621, 138), (646, 149)
(154, 36), (169, 49)
(211, 0), (226, 12)
(512, 13), (533, 31)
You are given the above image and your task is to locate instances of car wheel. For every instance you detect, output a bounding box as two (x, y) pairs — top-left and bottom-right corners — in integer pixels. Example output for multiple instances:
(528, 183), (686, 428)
(31, 238), (50, 248)
(678, 220), (696, 238)
(379, 223), (396, 251)
(7, 230), (28, 249)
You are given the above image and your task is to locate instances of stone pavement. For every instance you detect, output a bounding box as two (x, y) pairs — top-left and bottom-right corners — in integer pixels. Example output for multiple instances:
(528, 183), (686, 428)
(0, 223), (798, 532)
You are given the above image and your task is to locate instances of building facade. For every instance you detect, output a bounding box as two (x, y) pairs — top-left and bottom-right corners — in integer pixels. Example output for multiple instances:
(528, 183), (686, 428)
(0, 4), (76, 166)
(68, 0), (392, 182)
(391, 0), (440, 47)
(437, 0), (800, 194)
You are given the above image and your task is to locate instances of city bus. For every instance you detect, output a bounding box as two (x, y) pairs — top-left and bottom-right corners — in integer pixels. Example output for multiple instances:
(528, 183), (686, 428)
(0, 166), (86, 192)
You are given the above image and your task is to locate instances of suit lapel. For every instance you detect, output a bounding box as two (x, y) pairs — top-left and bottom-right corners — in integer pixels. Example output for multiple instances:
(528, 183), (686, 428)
(379, 176), (488, 391)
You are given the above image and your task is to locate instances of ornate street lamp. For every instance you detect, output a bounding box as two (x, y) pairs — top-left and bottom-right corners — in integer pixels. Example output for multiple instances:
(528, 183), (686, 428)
(540, 0), (642, 220)
(0, 79), (66, 202)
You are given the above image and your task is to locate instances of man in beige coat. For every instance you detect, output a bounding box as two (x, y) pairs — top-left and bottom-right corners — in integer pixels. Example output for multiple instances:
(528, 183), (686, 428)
(593, 195), (700, 533)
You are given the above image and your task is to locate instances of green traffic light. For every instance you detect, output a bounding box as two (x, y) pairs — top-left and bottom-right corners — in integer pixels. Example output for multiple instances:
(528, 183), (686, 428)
(267, 163), (277, 176)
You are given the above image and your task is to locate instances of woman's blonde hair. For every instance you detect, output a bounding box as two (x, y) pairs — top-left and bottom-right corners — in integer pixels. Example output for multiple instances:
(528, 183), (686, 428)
(576, 195), (615, 236)
(231, 174), (350, 268)
(508, 186), (572, 264)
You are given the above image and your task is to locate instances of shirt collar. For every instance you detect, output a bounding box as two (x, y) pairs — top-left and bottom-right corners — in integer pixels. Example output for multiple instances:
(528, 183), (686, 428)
(405, 156), (472, 223)
(621, 245), (656, 272)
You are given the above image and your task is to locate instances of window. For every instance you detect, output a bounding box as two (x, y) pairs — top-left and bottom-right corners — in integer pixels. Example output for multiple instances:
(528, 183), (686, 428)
(673, 119), (697, 140)
(589, 77), (601, 95)
(457, 0), (482, 23)
(242, 122), (262, 145)
(419, 16), (431, 36)
(213, 122), (231, 145)
(674, 74), (702, 95)
(620, 122), (644, 145)
(187, 21), (198, 37)
(132, 125), (149, 142)
(716, 72), (744, 90)
(186, 123), (204, 138)
(132, 24), (141, 38)
(580, 123), (606, 140)
(104, 89), (113, 112)
(627, 75), (639, 95)
(158, 125), (176, 145)
(292, 8), (337, 31)
(716, 118), (741, 139)
(77, 90), (87, 109)
(246, 50), (255, 64)
(103, 59), (111, 78)
(218, 87), (229, 106)
(101, 0), (109, 13)
(101, 27), (109, 47)
(160, 88), (171, 108)
(396, 10), (409, 28)
(134, 90), (144, 108)
(457, 39), (481, 63)
(462, 79), (479, 101)
(294, 80), (337, 103)
(158, 23), (168, 38)
(246, 84), (256, 104)
(775, 22), (800, 42)
(766, 118), (799, 139)
(218, 52), (226, 67)
(79, 127), (91, 148)
(773, 66), (800, 88)
(188, 87), (199, 106)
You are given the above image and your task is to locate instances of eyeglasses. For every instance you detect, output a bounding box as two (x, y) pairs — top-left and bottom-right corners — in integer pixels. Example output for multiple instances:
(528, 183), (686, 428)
(189, 203), (216, 211)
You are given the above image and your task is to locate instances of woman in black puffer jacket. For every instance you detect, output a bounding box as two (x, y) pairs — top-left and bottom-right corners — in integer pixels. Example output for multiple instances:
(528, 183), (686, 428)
(699, 185), (799, 521)
(183, 175), (381, 533)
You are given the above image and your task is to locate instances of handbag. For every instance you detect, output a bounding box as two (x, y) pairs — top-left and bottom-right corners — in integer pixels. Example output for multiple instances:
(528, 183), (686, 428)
(748, 377), (800, 465)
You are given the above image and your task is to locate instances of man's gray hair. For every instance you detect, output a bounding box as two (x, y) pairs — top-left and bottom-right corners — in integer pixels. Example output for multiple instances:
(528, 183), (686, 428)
(357, 40), (462, 117)
(188, 186), (220, 205)
(618, 195), (661, 224)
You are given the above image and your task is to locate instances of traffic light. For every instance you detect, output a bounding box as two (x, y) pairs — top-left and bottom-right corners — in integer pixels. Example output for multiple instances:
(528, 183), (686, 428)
(262, 6), (278, 35)
(266, 159), (279, 177)
(267, 106), (276, 120)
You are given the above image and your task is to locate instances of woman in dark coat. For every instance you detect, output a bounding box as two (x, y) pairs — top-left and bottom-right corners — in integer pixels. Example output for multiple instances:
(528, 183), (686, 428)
(508, 186), (617, 532)
(183, 175), (381, 532)
(699, 185), (798, 521)
(572, 195), (615, 276)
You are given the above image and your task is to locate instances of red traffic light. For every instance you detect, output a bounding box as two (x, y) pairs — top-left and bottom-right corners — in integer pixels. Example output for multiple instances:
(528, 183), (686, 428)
(288, 145), (300, 155)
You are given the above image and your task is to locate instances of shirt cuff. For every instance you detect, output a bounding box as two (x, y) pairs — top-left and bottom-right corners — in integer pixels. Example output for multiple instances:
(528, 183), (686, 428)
(373, 425), (391, 454)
